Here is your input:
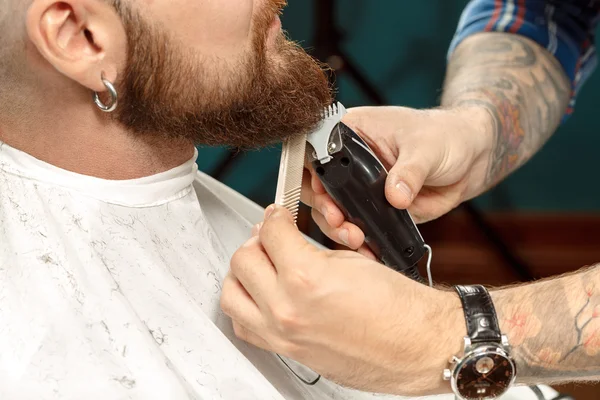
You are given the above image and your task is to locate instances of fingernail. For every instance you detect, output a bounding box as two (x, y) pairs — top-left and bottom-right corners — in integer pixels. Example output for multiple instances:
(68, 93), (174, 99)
(339, 229), (350, 247)
(395, 181), (413, 200)
(321, 206), (329, 219)
(251, 222), (263, 237)
(265, 205), (275, 219)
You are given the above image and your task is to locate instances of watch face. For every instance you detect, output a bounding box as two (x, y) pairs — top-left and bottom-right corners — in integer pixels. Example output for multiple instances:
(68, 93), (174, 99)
(454, 348), (515, 399)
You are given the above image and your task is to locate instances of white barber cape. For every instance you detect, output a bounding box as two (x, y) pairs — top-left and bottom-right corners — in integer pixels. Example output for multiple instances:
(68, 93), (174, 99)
(0, 141), (559, 400)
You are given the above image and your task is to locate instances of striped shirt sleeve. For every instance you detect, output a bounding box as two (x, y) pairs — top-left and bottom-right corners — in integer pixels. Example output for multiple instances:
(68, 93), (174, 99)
(448, 0), (600, 116)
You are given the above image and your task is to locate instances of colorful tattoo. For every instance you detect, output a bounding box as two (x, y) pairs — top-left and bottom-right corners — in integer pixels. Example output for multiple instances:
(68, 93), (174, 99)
(442, 33), (570, 189)
(442, 32), (599, 384)
(492, 266), (600, 384)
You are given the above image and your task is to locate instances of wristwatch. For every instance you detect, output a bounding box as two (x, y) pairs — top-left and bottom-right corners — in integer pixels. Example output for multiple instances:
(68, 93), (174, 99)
(443, 285), (517, 400)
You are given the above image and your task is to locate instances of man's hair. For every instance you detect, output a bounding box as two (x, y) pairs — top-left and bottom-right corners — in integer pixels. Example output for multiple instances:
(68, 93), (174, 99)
(0, 0), (31, 113)
(0, 0), (27, 68)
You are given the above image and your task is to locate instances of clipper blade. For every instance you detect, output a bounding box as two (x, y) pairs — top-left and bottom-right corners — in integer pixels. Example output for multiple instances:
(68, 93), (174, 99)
(275, 133), (307, 224)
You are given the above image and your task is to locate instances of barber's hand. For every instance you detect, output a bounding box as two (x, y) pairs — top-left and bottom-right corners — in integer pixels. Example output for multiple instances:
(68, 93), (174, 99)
(221, 205), (464, 396)
(302, 106), (492, 250)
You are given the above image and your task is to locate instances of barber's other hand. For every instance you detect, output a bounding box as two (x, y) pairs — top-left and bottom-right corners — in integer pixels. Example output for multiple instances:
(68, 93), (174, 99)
(301, 106), (492, 250)
(220, 206), (464, 396)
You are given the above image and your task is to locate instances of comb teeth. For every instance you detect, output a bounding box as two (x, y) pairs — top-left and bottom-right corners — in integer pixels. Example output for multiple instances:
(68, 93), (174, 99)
(307, 102), (348, 164)
(280, 186), (302, 221)
(274, 133), (307, 224)
(274, 102), (346, 224)
(322, 103), (340, 119)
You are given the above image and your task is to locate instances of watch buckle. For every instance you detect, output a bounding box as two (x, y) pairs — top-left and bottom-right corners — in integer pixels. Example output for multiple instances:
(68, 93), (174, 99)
(463, 336), (472, 352)
(443, 369), (452, 381)
(501, 334), (511, 349)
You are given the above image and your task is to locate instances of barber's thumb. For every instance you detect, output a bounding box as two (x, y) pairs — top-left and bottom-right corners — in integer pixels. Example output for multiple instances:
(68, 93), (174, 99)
(260, 205), (309, 265)
(385, 162), (427, 210)
(262, 204), (297, 232)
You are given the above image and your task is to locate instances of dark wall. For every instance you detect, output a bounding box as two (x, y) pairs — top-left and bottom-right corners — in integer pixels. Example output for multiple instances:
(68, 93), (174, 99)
(197, 0), (600, 212)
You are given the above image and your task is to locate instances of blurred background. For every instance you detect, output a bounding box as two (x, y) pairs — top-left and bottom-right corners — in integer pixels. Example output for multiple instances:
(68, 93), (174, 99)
(197, 1), (599, 398)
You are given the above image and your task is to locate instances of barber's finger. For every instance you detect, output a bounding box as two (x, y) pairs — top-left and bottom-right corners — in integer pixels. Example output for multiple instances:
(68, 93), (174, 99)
(310, 167), (327, 195)
(407, 197), (435, 225)
(232, 321), (272, 352)
(341, 106), (372, 134)
(300, 170), (317, 207)
(385, 154), (433, 210)
(301, 190), (345, 229)
(220, 274), (266, 333)
(301, 175), (345, 229)
(260, 205), (312, 271)
(230, 237), (278, 309)
(311, 208), (364, 250)
(303, 161), (327, 195)
(408, 185), (462, 224)
(251, 222), (263, 237)
(357, 245), (377, 261)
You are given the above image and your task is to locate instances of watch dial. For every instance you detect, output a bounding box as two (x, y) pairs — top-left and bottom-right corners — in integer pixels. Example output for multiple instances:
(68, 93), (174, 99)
(456, 353), (514, 399)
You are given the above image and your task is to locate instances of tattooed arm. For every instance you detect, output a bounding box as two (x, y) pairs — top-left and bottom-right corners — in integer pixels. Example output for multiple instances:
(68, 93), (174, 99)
(442, 34), (600, 382)
(490, 265), (600, 383)
(441, 32), (570, 191)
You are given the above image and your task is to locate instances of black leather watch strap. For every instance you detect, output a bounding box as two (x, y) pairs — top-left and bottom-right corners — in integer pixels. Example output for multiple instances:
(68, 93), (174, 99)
(454, 285), (502, 344)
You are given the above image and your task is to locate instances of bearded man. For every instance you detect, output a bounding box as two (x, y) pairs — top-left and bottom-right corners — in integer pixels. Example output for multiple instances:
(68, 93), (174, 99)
(0, 1), (568, 400)
(0, 0), (340, 398)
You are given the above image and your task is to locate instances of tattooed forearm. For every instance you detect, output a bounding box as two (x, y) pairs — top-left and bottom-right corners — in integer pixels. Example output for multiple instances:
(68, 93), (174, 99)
(491, 265), (600, 384)
(441, 32), (571, 190)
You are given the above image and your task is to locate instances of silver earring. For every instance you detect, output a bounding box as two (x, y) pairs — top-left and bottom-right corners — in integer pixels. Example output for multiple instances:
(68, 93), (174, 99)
(93, 73), (118, 113)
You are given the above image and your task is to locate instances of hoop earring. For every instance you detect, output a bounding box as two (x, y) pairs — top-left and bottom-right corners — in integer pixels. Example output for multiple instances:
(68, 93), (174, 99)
(93, 73), (118, 113)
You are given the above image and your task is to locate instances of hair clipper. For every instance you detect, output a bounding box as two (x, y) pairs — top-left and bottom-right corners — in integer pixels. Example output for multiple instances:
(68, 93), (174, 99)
(306, 103), (430, 283)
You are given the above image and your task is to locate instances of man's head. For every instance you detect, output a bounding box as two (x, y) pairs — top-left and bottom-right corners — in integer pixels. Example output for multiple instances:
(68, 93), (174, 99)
(0, 0), (332, 148)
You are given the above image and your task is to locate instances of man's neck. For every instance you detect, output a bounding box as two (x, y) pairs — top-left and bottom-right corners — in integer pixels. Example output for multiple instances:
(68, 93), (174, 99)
(0, 104), (196, 180)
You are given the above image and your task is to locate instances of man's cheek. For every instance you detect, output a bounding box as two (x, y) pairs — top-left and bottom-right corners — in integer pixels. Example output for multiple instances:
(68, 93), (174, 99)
(161, 1), (254, 59)
(206, 0), (255, 44)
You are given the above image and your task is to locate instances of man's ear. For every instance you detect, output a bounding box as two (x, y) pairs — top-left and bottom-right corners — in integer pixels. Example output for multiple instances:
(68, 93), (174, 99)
(26, 0), (127, 92)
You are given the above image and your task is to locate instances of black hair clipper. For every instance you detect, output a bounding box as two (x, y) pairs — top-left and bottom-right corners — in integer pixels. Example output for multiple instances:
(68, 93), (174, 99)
(306, 102), (432, 283)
